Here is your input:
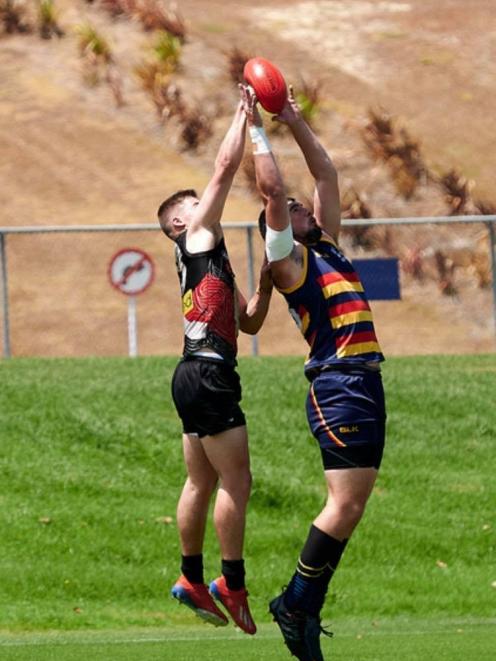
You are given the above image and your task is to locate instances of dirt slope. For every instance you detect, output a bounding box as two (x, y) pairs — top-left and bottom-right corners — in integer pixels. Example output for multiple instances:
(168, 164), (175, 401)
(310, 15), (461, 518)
(1, 0), (495, 358)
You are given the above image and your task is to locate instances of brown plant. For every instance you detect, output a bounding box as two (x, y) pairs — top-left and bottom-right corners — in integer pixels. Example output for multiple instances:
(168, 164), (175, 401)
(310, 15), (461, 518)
(402, 246), (425, 282)
(99, 0), (135, 18)
(135, 60), (186, 119)
(226, 46), (252, 84)
(134, 0), (186, 40)
(469, 252), (491, 289)
(38, 0), (64, 40)
(341, 187), (374, 249)
(434, 249), (458, 296)
(180, 109), (212, 151)
(362, 108), (427, 199)
(105, 63), (125, 107)
(438, 169), (474, 215)
(0, 0), (32, 34)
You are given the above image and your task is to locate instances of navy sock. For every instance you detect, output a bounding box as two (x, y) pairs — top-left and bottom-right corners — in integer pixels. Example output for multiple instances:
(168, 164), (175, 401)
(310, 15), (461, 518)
(221, 558), (245, 590)
(284, 525), (348, 616)
(181, 554), (204, 584)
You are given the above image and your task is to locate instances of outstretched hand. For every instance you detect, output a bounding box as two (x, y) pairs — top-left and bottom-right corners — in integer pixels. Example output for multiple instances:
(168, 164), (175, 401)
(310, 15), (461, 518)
(239, 83), (263, 127)
(259, 254), (273, 292)
(273, 85), (301, 125)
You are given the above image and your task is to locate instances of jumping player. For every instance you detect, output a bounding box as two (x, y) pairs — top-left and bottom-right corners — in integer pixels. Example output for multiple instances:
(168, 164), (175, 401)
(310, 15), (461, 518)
(241, 85), (386, 660)
(158, 95), (273, 635)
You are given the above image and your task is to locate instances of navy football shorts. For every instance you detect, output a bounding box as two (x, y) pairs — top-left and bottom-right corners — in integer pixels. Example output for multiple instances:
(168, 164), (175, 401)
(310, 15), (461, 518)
(171, 358), (246, 438)
(306, 369), (386, 470)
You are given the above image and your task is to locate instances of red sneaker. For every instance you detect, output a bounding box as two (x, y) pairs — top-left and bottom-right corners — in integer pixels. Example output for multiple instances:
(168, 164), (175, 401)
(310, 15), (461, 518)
(209, 576), (257, 635)
(171, 575), (228, 626)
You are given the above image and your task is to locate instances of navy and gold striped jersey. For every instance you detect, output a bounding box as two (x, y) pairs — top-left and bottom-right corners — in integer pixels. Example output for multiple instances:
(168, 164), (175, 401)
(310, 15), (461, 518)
(278, 236), (384, 377)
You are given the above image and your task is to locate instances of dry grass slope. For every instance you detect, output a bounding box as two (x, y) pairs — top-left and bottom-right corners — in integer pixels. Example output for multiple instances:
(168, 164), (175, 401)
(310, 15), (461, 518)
(1, 0), (495, 357)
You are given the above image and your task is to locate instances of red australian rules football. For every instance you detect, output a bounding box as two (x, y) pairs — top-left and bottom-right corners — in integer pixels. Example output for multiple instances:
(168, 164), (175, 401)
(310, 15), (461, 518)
(243, 57), (288, 114)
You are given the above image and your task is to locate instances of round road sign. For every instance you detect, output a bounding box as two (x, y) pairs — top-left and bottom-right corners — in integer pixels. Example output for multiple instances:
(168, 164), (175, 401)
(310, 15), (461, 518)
(108, 248), (155, 296)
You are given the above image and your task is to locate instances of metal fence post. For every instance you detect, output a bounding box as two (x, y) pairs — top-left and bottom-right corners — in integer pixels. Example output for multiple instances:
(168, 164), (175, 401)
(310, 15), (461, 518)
(488, 221), (496, 335)
(0, 232), (11, 358)
(245, 225), (259, 357)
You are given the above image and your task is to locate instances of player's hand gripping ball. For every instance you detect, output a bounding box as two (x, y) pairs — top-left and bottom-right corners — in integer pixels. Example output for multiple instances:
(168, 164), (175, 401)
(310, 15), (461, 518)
(243, 57), (288, 114)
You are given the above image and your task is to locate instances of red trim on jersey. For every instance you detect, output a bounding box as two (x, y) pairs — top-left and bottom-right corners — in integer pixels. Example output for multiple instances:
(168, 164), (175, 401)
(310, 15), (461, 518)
(317, 271), (361, 287)
(329, 299), (371, 317)
(335, 330), (378, 348)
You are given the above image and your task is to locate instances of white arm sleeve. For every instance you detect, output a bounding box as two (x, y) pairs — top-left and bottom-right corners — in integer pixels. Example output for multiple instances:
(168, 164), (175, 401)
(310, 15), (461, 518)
(265, 224), (294, 262)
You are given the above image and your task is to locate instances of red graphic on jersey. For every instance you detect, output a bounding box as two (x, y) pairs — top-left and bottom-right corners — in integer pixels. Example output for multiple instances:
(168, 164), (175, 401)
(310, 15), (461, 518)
(185, 274), (236, 347)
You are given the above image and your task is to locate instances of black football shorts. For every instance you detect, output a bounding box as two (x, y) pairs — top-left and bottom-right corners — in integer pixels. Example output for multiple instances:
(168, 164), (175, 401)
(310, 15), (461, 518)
(171, 358), (246, 438)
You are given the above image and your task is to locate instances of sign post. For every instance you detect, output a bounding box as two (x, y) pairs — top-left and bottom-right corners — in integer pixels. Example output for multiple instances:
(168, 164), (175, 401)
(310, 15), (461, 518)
(108, 248), (155, 357)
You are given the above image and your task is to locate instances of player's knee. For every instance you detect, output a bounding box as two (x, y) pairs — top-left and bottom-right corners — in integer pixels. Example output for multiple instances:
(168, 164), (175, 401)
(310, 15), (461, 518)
(336, 499), (366, 527)
(188, 475), (218, 498)
(222, 468), (252, 500)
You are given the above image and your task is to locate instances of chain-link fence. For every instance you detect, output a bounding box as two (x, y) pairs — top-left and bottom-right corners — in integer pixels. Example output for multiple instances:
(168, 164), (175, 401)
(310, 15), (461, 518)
(1, 216), (495, 359)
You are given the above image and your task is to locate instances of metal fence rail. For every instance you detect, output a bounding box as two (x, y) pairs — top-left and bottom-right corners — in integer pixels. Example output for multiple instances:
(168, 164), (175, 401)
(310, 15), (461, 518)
(1, 216), (495, 358)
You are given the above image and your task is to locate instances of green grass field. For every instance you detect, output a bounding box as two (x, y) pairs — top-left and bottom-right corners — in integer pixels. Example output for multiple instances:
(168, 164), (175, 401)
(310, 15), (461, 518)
(1, 355), (495, 659)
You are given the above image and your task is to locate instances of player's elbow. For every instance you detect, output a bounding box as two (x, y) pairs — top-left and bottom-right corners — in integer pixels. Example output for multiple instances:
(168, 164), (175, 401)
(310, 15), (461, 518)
(241, 323), (257, 336)
(239, 315), (256, 335)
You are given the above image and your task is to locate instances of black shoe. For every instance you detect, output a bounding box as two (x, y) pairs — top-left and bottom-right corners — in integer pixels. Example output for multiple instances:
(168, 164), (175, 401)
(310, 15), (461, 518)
(269, 592), (331, 661)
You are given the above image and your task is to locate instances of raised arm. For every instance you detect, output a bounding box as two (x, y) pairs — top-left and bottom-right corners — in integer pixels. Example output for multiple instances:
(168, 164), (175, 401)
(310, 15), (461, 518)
(275, 87), (341, 242)
(241, 85), (303, 291)
(186, 100), (247, 252)
(237, 258), (273, 335)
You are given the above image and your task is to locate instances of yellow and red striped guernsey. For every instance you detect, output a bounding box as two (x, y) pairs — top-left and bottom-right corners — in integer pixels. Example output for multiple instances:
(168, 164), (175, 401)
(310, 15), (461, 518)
(279, 237), (384, 376)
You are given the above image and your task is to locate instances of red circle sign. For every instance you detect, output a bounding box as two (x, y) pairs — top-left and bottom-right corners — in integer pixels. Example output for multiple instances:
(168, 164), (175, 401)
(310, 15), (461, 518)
(108, 248), (155, 296)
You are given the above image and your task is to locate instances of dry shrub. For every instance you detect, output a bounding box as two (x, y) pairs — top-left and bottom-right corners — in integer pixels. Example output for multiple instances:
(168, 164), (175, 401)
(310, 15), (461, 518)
(180, 109), (212, 151)
(472, 199), (495, 288)
(134, 0), (186, 39)
(75, 23), (124, 106)
(468, 252), (491, 289)
(97, 0), (186, 39)
(341, 187), (375, 249)
(155, 81), (184, 120)
(135, 33), (184, 120)
(38, 0), (64, 39)
(341, 187), (372, 220)
(105, 63), (125, 107)
(362, 108), (427, 199)
(438, 169), (475, 215)
(402, 246), (425, 282)
(226, 46), (252, 84)
(136, 61), (184, 119)
(433, 249), (457, 296)
(0, 0), (32, 34)
(99, 0), (135, 18)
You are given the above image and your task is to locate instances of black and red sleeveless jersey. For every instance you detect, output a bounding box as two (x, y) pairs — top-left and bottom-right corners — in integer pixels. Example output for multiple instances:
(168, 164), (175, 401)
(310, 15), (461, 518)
(174, 233), (238, 364)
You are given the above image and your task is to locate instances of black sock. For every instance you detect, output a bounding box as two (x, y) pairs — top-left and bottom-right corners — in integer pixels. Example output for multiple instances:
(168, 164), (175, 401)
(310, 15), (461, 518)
(285, 525), (348, 615)
(181, 554), (204, 584)
(221, 558), (245, 590)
